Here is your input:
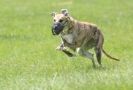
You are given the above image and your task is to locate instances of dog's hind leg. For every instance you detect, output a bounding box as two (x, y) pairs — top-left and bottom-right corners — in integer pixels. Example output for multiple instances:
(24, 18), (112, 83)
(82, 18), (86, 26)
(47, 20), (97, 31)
(77, 48), (96, 67)
(95, 48), (102, 66)
(94, 30), (104, 66)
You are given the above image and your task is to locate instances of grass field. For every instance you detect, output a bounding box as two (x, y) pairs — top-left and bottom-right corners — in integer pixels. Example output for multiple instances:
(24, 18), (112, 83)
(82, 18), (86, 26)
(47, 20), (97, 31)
(0, 0), (133, 90)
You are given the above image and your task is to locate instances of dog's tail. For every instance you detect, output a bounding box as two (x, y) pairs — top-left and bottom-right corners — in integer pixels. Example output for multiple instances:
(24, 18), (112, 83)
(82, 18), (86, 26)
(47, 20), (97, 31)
(97, 29), (120, 61)
(102, 49), (120, 61)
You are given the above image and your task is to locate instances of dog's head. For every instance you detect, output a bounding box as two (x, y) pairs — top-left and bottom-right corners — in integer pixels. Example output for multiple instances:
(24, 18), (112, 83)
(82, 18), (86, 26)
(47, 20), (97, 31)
(51, 9), (72, 35)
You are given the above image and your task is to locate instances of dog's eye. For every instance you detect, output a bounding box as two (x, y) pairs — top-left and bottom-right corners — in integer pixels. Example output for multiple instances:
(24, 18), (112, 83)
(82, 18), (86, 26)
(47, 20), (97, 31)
(59, 19), (63, 23)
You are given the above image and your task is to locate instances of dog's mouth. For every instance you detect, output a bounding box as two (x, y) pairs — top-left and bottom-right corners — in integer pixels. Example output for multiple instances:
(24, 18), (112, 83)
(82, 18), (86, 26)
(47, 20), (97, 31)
(52, 21), (68, 35)
(52, 23), (64, 35)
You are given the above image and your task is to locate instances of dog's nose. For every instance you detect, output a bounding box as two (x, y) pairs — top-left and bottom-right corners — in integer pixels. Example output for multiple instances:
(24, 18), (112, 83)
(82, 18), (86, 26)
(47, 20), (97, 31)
(52, 24), (58, 30)
(52, 22), (58, 27)
(53, 24), (57, 29)
(52, 24), (59, 35)
(51, 22), (64, 35)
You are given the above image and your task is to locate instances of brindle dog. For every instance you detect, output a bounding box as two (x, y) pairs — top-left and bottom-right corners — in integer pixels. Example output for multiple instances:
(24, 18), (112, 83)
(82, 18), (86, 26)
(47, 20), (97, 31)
(51, 9), (119, 67)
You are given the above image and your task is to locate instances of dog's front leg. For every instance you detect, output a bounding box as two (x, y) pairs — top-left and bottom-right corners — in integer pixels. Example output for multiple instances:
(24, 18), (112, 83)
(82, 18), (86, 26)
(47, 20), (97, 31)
(56, 42), (66, 51)
(56, 42), (75, 57)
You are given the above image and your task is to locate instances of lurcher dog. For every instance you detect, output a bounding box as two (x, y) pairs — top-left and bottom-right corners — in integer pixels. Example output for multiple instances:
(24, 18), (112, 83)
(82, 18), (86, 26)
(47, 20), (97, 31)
(51, 9), (119, 67)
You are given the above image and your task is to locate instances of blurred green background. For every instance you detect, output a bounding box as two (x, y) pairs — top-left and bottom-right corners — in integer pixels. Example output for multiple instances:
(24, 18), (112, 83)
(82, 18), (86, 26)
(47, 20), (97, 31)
(0, 0), (133, 90)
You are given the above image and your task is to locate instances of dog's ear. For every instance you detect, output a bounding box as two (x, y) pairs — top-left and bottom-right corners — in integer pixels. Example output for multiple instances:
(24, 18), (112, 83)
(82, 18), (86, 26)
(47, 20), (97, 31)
(51, 12), (56, 17)
(61, 9), (69, 16)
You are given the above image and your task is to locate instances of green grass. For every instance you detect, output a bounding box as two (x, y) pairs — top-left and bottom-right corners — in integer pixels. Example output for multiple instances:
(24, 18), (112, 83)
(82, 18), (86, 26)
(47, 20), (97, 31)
(0, 0), (133, 90)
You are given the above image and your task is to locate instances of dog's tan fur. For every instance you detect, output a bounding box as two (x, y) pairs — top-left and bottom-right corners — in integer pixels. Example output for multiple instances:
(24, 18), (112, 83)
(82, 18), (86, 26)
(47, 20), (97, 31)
(51, 9), (119, 67)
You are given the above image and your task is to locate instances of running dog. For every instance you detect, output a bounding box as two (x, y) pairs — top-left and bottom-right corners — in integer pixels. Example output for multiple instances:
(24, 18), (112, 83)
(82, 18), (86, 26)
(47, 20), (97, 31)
(51, 9), (119, 67)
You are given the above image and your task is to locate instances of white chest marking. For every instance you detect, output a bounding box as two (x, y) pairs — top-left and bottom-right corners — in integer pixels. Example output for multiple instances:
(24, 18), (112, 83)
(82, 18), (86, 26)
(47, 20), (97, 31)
(62, 34), (73, 44)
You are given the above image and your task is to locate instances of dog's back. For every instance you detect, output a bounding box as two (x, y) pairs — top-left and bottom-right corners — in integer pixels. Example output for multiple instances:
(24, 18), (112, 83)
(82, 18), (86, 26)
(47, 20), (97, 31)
(70, 21), (103, 49)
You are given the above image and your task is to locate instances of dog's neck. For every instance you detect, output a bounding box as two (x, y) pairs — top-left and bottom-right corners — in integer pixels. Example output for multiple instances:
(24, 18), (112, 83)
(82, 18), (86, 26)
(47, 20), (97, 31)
(68, 20), (74, 31)
(61, 19), (75, 35)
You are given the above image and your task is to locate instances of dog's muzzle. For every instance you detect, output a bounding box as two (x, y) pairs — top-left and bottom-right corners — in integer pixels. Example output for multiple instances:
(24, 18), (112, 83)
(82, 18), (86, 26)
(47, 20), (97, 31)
(52, 22), (65, 35)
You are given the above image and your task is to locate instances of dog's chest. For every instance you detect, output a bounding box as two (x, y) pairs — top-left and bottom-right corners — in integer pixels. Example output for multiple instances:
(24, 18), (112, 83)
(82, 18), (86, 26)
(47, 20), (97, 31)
(61, 34), (74, 44)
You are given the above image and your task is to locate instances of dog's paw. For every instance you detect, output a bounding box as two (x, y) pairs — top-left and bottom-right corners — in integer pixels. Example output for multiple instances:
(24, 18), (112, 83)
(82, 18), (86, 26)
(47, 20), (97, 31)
(56, 46), (66, 51)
